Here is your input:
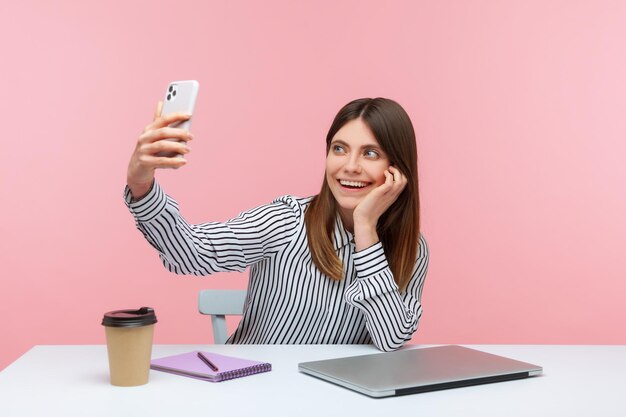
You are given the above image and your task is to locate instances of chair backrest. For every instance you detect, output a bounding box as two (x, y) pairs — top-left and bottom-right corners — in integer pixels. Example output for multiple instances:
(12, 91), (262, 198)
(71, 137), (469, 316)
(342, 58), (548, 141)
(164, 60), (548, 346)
(198, 289), (247, 344)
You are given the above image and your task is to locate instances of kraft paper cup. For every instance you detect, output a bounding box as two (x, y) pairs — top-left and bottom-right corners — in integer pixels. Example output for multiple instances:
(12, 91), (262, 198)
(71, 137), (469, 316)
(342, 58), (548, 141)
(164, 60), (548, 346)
(102, 307), (157, 387)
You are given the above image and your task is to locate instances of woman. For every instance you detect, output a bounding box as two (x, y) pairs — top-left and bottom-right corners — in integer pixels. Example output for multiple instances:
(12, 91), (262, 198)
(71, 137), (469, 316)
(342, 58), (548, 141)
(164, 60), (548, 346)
(125, 97), (429, 351)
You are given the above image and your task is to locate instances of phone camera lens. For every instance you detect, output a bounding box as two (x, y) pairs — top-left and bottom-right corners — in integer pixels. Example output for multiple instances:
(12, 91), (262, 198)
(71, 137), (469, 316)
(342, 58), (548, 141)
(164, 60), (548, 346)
(169, 86), (173, 93)
(167, 94), (172, 101)
(172, 90), (177, 97)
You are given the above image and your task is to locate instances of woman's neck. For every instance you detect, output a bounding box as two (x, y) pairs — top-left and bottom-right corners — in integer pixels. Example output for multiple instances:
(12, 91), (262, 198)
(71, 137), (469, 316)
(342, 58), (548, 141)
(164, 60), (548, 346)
(338, 208), (354, 234)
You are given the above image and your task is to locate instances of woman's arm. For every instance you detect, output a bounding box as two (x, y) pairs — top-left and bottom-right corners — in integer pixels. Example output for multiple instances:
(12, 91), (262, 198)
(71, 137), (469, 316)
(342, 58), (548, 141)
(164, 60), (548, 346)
(125, 101), (301, 275)
(344, 234), (429, 351)
(125, 181), (302, 275)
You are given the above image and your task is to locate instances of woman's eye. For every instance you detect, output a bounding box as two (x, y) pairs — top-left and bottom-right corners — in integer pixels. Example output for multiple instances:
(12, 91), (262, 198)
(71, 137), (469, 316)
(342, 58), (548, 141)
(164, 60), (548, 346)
(364, 149), (379, 158)
(333, 145), (345, 153)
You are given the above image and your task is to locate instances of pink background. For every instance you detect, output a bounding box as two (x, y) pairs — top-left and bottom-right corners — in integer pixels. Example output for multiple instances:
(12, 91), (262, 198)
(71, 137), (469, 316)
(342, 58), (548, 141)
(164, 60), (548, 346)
(1, 0), (625, 370)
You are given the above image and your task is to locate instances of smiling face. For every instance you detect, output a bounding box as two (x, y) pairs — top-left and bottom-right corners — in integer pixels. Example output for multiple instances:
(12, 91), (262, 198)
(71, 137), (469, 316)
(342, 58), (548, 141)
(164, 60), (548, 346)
(325, 118), (390, 227)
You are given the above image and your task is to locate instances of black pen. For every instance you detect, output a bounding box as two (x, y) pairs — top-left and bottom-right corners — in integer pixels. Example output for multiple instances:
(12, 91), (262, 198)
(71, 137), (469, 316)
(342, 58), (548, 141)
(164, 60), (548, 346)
(197, 351), (219, 372)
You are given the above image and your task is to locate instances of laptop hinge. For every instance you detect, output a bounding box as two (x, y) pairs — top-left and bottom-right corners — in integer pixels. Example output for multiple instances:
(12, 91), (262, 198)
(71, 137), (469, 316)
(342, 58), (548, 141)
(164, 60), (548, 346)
(396, 372), (531, 396)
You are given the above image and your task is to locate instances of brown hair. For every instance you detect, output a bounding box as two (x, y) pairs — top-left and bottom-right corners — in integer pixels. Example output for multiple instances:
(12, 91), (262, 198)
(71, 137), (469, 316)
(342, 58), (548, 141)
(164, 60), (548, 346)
(304, 98), (421, 292)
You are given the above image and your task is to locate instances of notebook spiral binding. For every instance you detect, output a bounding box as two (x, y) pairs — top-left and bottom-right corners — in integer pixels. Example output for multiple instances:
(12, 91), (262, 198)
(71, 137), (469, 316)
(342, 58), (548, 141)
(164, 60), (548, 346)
(218, 363), (272, 382)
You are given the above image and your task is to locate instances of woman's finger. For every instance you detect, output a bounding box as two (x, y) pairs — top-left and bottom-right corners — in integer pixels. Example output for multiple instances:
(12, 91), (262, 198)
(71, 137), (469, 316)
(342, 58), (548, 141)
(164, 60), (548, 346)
(160, 111), (192, 126)
(144, 111), (191, 132)
(388, 165), (403, 179)
(140, 154), (188, 170)
(386, 167), (399, 191)
(155, 155), (187, 169)
(388, 166), (407, 189)
(140, 127), (193, 144)
(144, 139), (190, 156)
(153, 101), (163, 121)
(382, 169), (394, 189)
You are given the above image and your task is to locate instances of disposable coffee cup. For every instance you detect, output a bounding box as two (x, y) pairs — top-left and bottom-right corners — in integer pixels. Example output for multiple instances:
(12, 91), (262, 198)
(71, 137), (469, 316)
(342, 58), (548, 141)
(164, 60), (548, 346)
(102, 307), (157, 386)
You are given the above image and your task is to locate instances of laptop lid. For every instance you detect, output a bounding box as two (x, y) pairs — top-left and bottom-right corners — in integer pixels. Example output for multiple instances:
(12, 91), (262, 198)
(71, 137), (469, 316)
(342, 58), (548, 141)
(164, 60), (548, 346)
(298, 345), (542, 398)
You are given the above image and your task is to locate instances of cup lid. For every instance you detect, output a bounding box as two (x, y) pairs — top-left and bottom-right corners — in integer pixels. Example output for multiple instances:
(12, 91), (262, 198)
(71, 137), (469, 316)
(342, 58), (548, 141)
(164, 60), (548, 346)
(102, 307), (157, 328)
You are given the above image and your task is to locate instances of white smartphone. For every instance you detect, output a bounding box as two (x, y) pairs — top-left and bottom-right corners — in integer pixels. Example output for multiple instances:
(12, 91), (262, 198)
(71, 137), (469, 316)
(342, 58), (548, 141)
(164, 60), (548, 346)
(158, 80), (200, 157)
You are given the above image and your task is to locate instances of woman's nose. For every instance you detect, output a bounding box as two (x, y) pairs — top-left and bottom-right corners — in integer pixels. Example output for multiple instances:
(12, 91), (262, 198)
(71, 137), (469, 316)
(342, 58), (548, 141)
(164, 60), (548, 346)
(343, 155), (362, 173)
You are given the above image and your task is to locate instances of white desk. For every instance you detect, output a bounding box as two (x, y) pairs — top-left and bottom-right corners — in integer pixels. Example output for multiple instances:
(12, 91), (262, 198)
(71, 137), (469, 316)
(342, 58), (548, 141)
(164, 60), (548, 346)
(0, 344), (624, 416)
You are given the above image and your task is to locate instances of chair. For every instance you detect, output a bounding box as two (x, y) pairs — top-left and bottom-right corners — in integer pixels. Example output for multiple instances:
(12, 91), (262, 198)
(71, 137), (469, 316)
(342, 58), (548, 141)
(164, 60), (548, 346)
(198, 289), (247, 344)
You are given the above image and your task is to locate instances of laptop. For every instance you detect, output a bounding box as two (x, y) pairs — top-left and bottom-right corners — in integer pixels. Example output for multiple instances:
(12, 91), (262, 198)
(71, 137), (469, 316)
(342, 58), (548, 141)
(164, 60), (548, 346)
(298, 345), (542, 398)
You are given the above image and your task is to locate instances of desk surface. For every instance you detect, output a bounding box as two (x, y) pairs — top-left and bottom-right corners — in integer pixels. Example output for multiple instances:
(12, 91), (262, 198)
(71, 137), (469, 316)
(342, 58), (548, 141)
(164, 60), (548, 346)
(0, 344), (624, 417)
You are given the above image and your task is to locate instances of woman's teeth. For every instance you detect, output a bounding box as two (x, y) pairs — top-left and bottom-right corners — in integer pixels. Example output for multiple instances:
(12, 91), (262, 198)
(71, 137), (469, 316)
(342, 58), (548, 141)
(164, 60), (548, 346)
(339, 180), (368, 188)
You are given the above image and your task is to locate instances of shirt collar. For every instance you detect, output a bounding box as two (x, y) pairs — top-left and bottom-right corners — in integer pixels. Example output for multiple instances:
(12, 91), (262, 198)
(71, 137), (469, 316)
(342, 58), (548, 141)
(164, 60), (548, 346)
(332, 214), (354, 250)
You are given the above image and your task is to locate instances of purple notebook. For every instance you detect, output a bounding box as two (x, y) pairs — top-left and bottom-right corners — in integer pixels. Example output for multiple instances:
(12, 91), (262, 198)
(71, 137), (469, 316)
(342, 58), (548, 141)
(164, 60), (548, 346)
(151, 351), (272, 382)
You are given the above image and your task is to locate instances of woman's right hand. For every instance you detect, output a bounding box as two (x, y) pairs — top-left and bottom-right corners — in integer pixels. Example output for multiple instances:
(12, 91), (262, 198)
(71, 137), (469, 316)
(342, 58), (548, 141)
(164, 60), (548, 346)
(126, 101), (194, 199)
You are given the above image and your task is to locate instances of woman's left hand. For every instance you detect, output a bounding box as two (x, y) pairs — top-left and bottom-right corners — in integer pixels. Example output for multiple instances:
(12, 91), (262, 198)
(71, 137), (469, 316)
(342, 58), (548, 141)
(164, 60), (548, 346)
(352, 166), (407, 250)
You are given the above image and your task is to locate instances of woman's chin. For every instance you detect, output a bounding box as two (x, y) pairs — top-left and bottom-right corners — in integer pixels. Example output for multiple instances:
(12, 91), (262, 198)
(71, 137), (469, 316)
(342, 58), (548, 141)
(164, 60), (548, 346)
(334, 198), (360, 214)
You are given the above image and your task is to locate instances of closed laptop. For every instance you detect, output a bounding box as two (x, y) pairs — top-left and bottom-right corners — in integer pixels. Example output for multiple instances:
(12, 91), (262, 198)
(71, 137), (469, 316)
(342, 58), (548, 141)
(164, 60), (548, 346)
(298, 345), (542, 398)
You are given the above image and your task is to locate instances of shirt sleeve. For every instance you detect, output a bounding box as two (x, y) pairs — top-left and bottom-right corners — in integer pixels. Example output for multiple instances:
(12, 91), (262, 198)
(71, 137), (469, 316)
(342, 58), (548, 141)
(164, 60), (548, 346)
(344, 234), (429, 351)
(124, 181), (302, 275)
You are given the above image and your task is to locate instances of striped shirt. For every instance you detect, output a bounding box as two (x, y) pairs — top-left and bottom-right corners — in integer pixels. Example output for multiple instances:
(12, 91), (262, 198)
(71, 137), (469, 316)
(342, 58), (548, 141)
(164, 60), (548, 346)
(124, 181), (429, 351)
